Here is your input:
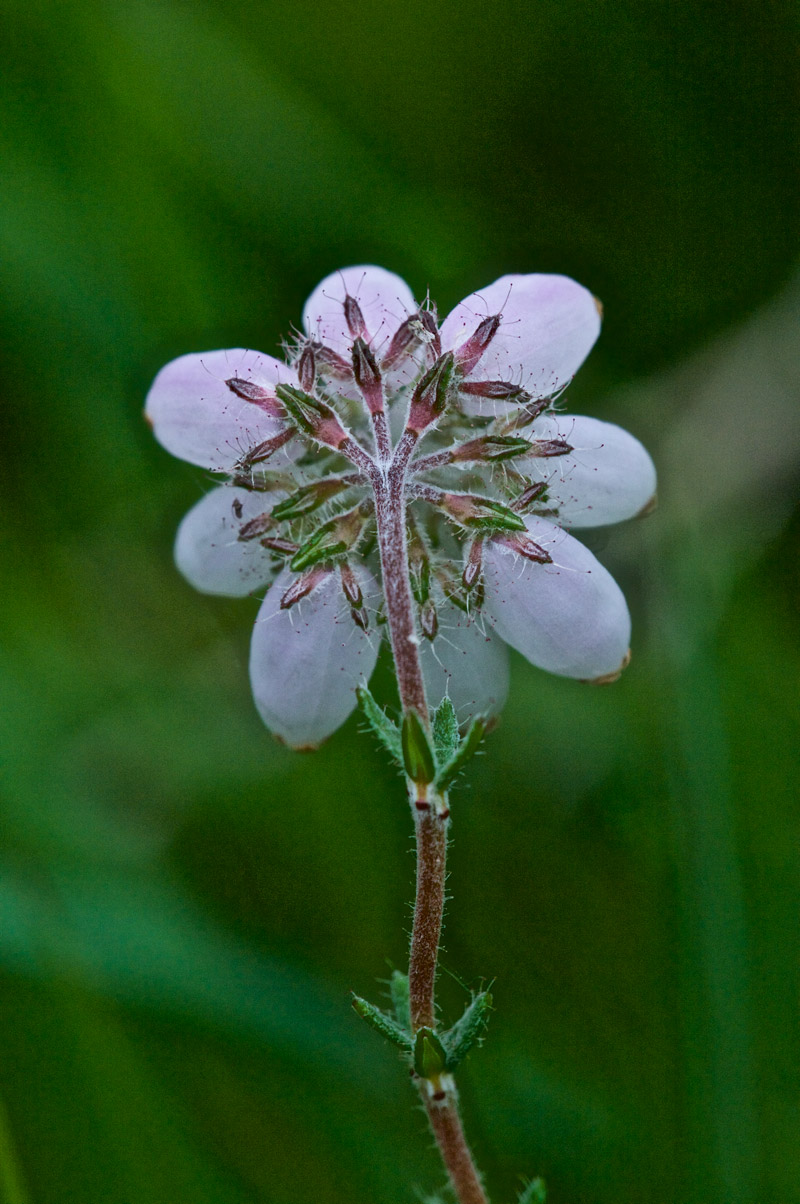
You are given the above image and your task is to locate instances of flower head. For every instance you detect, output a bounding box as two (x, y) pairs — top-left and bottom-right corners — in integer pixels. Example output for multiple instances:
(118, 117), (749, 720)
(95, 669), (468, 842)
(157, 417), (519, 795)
(146, 266), (655, 747)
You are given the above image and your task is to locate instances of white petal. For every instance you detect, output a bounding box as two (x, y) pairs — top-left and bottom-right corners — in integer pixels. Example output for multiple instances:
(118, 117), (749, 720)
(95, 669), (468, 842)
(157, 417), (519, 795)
(420, 608), (509, 719)
(145, 349), (296, 471)
(440, 274), (601, 399)
(174, 484), (283, 597)
(302, 266), (417, 356)
(523, 414), (657, 527)
(482, 516), (631, 680)
(249, 566), (380, 748)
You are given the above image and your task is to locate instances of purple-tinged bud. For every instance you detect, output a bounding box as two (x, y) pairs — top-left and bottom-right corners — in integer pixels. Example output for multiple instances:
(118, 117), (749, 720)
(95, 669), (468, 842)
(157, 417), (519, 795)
(438, 492), (526, 533)
(527, 438), (573, 457)
(352, 338), (384, 414)
(261, 536), (299, 555)
(514, 481), (549, 512)
(225, 377), (284, 417)
(418, 309), (442, 357)
(462, 538), (484, 590)
(314, 343), (354, 380)
(339, 561), (363, 608)
(381, 314), (418, 369)
(450, 435), (532, 464)
(420, 597), (438, 641)
(459, 379), (526, 401)
(499, 532), (553, 564)
(276, 384), (349, 450)
(271, 476), (352, 521)
(502, 397), (550, 430)
(280, 566), (331, 609)
(237, 512), (274, 541)
(344, 293), (367, 339)
(297, 344), (316, 392)
(455, 314), (501, 374)
(407, 352), (455, 434)
(235, 427), (295, 470)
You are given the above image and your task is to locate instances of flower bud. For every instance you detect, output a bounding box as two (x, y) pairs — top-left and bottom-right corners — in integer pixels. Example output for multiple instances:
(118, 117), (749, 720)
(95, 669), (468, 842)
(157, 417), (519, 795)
(235, 427), (295, 470)
(271, 476), (352, 521)
(500, 532), (553, 564)
(413, 1027), (448, 1080)
(439, 492), (526, 533)
(297, 343), (316, 393)
(279, 565), (331, 609)
(344, 293), (367, 339)
(450, 435), (532, 464)
(276, 384), (348, 450)
(462, 538), (484, 590)
(406, 352), (455, 434)
(339, 561), (364, 608)
(237, 512), (274, 541)
(455, 314), (500, 373)
(401, 710), (436, 785)
(459, 379), (527, 401)
(290, 503), (371, 572)
(527, 438), (573, 457)
(514, 481), (548, 512)
(225, 377), (284, 417)
(419, 597), (438, 641)
(351, 338), (383, 413)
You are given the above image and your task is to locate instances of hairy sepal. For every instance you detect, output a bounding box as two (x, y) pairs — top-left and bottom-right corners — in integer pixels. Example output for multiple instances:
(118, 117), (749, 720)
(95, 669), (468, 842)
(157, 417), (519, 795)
(435, 716), (487, 791)
(432, 698), (459, 760)
(357, 686), (403, 767)
(351, 994), (412, 1053)
(441, 990), (493, 1070)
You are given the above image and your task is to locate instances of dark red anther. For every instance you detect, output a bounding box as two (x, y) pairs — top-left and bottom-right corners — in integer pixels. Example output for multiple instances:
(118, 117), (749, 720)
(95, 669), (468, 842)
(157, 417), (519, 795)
(462, 538), (484, 590)
(339, 561), (363, 608)
(344, 293), (367, 339)
(459, 379), (526, 400)
(226, 377), (284, 417)
(351, 338), (383, 413)
(514, 481), (548, 512)
(414, 799), (431, 811)
(528, 438), (573, 457)
(297, 344), (316, 392)
(505, 533), (553, 564)
(280, 566), (330, 609)
(236, 426), (295, 470)
(419, 597), (438, 641)
(432, 1090), (446, 1102)
(260, 536), (300, 555)
(232, 498), (243, 519)
(439, 808), (450, 820)
(350, 607), (369, 632)
(456, 314), (501, 374)
(237, 512), (273, 541)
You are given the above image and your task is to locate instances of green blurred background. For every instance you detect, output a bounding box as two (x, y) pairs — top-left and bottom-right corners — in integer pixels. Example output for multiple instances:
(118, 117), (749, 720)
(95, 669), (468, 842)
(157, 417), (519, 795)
(1, 1), (798, 1201)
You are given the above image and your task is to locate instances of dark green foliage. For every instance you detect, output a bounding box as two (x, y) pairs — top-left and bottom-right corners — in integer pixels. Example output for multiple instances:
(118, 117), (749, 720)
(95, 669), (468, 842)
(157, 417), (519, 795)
(518, 1179), (547, 1204)
(351, 995), (413, 1053)
(357, 686), (403, 765)
(389, 971), (411, 1032)
(440, 990), (493, 1070)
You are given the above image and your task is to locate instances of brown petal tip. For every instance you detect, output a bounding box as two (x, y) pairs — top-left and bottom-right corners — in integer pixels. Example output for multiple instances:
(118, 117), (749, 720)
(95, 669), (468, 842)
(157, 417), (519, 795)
(593, 295), (604, 320)
(583, 648), (631, 685)
(636, 493), (658, 518)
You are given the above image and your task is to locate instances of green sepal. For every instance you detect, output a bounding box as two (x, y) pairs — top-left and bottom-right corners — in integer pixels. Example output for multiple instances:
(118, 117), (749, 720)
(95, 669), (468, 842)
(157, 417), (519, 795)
(435, 717), (487, 791)
(413, 1027), (448, 1079)
(290, 526), (348, 571)
(401, 711), (436, 785)
(271, 477), (351, 521)
(275, 383), (334, 432)
(464, 497), (526, 532)
(441, 990), (493, 1069)
(433, 698), (459, 760)
(518, 1178), (547, 1203)
(351, 994), (412, 1053)
(389, 970), (411, 1031)
(356, 687), (402, 766)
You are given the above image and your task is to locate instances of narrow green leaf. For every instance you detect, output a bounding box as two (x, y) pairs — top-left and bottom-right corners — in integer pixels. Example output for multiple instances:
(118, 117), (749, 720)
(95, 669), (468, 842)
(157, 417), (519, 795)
(441, 990), (493, 1069)
(356, 687), (402, 765)
(518, 1178), (547, 1204)
(436, 717), (487, 790)
(389, 970), (411, 1031)
(351, 994), (412, 1052)
(433, 698), (459, 760)
(401, 711), (436, 785)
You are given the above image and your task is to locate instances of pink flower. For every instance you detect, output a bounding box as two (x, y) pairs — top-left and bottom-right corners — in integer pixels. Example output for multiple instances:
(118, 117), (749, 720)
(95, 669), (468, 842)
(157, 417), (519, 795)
(146, 267), (655, 747)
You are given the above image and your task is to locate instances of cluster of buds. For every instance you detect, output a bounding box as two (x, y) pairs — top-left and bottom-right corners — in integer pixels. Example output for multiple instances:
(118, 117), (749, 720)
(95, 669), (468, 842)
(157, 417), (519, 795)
(146, 267), (656, 748)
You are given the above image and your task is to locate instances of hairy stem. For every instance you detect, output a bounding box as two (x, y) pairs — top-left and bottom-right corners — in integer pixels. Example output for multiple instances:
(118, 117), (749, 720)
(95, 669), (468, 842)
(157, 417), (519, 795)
(423, 1094), (490, 1204)
(409, 805), (448, 1031)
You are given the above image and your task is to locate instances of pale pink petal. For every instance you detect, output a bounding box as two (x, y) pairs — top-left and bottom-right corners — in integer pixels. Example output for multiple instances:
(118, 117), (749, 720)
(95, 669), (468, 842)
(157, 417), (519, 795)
(249, 565), (380, 748)
(145, 349), (296, 471)
(482, 516), (630, 681)
(523, 414), (657, 527)
(440, 274), (601, 398)
(174, 484), (284, 597)
(302, 266), (417, 357)
(420, 609), (509, 719)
